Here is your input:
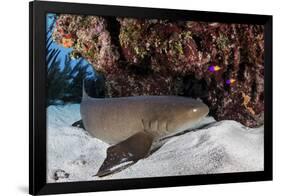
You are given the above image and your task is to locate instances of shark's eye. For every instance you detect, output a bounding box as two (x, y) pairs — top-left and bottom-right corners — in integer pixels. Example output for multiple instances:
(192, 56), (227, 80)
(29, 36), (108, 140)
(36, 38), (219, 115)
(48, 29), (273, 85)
(192, 108), (198, 112)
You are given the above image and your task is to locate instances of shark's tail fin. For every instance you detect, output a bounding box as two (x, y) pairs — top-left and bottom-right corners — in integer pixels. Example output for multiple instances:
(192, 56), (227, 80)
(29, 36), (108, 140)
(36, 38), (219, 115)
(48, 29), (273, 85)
(82, 80), (89, 99)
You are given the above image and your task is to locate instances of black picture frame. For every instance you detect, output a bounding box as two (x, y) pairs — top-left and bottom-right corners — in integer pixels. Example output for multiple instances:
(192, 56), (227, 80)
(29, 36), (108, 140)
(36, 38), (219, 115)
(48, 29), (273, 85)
(29, 1), (273, 195)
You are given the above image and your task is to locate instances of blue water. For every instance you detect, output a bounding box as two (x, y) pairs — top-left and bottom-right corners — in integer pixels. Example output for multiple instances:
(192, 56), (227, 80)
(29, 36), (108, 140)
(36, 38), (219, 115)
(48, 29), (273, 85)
(46, 13), (95, 79)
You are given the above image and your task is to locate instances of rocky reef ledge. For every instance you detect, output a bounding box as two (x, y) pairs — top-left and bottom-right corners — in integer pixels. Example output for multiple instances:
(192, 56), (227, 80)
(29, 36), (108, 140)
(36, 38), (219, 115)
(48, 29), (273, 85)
(52, 15), (264, 127)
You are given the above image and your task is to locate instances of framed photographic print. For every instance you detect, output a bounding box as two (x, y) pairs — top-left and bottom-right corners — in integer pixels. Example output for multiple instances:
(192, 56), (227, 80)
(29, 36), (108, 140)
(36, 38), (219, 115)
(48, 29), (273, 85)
(29, 1), (273, 195)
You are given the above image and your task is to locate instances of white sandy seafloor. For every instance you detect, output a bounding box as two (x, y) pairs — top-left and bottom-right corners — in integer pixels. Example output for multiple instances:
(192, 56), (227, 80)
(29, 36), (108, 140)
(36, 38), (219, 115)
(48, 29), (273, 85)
(47, 104), (264, 183)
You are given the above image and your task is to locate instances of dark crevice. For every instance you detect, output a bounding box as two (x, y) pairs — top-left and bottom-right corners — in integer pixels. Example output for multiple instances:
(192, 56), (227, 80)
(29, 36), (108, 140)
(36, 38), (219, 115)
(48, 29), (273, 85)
(237, 63), (246, 82)
(238, 43), (249, 82)
(84, 74), (105, 98)
(182, 75), (208, 99)
(251, 80), (257, 100)
(126, 56), (152, 76)
(104, 16), (126, 61)
(193, 35), (203, 51)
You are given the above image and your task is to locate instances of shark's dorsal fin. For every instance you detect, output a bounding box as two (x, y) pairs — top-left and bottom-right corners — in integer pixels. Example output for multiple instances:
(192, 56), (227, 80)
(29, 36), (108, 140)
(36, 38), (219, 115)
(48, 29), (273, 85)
(82, 80), (89, 99)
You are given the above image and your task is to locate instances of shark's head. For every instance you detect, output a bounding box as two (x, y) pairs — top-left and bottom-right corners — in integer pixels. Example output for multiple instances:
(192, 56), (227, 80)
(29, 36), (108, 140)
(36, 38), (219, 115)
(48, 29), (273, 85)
(185, 100), (209, 121)
(166, 98), (209, 134)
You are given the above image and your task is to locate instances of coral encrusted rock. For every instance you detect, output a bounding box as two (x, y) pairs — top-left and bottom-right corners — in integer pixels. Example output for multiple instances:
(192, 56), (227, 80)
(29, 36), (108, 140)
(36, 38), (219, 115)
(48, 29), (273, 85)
(52, 14), (265, 127)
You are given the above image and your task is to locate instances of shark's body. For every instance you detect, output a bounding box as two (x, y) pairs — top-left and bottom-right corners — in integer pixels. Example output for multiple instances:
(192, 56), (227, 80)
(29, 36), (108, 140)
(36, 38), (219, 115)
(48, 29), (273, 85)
(80, 90), (209, 177)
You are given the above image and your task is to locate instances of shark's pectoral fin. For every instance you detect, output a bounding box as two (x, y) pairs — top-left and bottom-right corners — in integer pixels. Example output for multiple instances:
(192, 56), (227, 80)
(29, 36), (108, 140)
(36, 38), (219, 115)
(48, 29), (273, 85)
(95, 131), (153, 177)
